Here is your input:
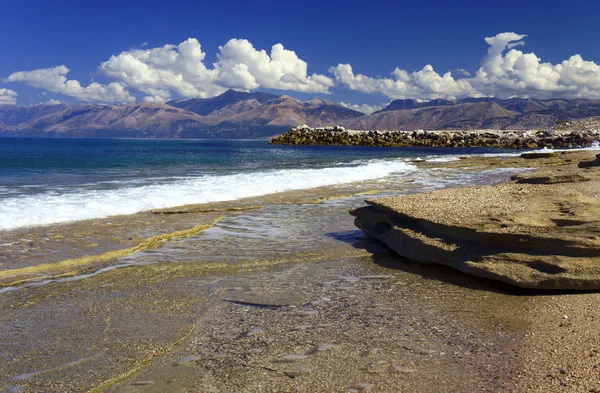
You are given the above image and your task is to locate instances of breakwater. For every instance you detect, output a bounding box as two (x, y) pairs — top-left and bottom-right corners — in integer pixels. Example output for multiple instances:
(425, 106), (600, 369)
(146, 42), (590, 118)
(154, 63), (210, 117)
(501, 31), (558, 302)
(270, 125), (600, 148)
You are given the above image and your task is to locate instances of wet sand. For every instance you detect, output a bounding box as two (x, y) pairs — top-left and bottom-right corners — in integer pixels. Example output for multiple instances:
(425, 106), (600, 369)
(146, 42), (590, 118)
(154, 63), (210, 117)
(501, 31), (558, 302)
(1, 152), (600, 392)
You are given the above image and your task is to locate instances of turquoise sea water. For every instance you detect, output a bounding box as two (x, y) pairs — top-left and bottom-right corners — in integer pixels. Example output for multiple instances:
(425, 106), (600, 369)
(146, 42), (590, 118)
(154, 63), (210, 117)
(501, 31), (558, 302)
(0, 137), (514, 230)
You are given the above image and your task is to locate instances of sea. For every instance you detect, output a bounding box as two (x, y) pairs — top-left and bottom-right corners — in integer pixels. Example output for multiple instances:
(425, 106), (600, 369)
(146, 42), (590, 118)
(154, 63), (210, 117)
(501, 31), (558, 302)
(0, 136), (583, 390)
(0, 137), (525, 231)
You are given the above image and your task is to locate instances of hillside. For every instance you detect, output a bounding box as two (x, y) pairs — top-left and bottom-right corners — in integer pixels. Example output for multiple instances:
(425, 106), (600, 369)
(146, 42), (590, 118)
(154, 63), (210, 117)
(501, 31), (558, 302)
(0, 91), (363, 138)
(2, 93), (600, 138)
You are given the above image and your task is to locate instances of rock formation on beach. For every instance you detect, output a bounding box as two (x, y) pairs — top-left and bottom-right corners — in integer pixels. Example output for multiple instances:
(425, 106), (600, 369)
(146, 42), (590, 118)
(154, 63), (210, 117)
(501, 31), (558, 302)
(271, 125), (600, 149)
(351, 151), (600, 289)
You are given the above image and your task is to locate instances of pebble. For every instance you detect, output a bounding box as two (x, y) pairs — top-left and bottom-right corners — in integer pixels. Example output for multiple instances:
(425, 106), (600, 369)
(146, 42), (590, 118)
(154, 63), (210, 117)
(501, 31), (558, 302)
(357, 382), (375, 391)
(317, 343), (336, 351)
(281, 354), (309, 360)
(131, 380), (154, 386)
(175, 355), (203, 365)
(246, 328), (263, 337)
(297, 310), (318, 316)
(394, 365), (417, 373)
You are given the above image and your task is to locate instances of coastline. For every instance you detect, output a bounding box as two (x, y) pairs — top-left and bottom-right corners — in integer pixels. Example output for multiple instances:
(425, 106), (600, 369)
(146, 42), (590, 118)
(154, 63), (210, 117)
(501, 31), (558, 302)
(1, 151), (599, 392)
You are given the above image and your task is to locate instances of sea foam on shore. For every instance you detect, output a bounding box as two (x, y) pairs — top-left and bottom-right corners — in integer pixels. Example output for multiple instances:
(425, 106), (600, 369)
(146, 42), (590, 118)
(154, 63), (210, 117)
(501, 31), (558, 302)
(0, 159), (415, 230)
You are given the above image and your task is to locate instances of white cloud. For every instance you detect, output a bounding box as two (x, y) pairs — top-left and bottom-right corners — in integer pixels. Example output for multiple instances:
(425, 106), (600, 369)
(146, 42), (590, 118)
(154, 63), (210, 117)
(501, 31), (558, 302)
(339, 101), (386, 114)
(7, 66), (134, 103)
(215, 39), (333, 93)
(99, 38), (223, 102)
(43, 98), (61, 105)
(330, 63), (477, 100)
(0, 88), (18, 105)
(331, 32), (600, 100)
(453, 68), (471, 77)
(97, 38), (333, 103)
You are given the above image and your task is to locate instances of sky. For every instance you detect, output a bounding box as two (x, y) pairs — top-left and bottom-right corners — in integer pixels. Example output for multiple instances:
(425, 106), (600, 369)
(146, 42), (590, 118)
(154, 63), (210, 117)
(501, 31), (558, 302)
(1, 0), (600, 113)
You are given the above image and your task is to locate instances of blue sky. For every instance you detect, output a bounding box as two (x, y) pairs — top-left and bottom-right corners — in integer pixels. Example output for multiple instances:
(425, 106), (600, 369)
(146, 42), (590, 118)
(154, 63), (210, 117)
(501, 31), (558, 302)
(2, 0), (599, 112)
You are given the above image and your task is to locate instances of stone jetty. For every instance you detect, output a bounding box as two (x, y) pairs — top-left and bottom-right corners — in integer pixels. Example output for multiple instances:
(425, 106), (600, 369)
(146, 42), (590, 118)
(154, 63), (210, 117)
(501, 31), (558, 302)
(270, 125), (600, 149)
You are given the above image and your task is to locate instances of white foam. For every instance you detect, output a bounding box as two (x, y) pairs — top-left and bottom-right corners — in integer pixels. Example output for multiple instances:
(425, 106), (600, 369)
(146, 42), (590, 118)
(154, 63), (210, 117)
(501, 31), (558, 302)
(425, 156), (460, 162)
(0, 160), (415, 230)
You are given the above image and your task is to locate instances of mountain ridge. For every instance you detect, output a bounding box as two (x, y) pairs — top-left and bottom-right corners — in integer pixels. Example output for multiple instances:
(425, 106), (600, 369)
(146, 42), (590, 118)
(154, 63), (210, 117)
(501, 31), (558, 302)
(2, 91), (600, 139)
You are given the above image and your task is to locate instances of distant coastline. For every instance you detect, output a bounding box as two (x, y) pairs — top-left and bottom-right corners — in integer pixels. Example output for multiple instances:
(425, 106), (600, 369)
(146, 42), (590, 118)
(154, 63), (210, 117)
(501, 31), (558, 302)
(3, 91), (600, 139)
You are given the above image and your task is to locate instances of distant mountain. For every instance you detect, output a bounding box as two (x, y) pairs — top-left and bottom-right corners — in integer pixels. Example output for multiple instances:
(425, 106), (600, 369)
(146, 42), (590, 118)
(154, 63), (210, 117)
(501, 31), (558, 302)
(347, 97), (600, 131)
(166, 89), (278, 116)
(347, 102), (519, 131)
(2, 93), (600, 139)
(0, 103), (208, 138)
(0, 90), (363, 139)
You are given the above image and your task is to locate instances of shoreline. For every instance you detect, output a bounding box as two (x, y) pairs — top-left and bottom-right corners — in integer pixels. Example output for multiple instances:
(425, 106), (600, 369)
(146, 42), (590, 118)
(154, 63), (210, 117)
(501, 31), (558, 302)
(1, 151), (599, 392)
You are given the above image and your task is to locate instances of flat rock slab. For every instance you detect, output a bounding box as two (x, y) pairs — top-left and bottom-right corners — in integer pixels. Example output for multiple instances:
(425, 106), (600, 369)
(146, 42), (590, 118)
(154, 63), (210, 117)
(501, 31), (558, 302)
(520, 152), (562, 159)
(579, 153), (600, 168)
(350, 159), (600, 290)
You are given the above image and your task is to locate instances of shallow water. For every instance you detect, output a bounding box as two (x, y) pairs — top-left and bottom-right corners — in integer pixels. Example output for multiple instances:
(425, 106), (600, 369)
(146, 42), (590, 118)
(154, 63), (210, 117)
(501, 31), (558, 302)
(0, 142), (534, 392)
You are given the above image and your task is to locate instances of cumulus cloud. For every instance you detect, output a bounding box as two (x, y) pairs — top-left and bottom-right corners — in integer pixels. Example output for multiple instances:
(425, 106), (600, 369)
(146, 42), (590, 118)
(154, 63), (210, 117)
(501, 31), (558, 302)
(339, 101), (387, 114)
(215, 39), (333, 93)
(453, 68), (471, 77)
(98, 38), (333, 102)
(331, 32), (600, 100)
(7, 66), (134, 103)
(43, 98), (62, 105)
(330, 63), (477, 100)
(6, 38), (332, 104)
(99, 38), (222, 102)
(0, 88), (17, 105)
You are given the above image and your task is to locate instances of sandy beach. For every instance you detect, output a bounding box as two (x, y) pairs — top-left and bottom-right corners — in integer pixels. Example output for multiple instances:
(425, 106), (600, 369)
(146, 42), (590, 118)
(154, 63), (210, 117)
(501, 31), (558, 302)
(1, 150), (600, 393)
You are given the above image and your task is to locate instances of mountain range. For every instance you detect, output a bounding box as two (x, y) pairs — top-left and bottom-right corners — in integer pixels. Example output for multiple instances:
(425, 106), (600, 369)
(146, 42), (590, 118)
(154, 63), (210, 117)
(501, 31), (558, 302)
(1, 90), (600, 139)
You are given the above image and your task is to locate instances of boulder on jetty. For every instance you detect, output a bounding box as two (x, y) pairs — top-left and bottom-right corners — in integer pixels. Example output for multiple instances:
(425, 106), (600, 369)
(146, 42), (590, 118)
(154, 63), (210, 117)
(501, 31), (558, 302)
(271, 125), (600, 149)
(350, 155), (600, 289)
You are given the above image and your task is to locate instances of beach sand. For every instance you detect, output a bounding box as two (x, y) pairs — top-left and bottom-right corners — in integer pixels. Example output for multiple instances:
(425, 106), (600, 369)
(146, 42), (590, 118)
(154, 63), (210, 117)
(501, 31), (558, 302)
(1, 151), (599, 393)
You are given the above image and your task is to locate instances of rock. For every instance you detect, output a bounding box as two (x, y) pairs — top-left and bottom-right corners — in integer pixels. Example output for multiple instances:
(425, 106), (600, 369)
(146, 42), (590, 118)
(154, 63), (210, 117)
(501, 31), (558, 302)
(246, 328), (263, 337)
(357, 382), (375, 392)
(350, 164), (600, 290)
(512, 173), (591, 184)
(578, 153), (600, 168)
(271, 126), (599, 149)
(317, 343), (336, 351)
(175, 355), (203, 365)
(520, 152), (561, 159)
(394, 365), (417, 373)
(281, 354), (309, 360)
(131, 381), (154, 386)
